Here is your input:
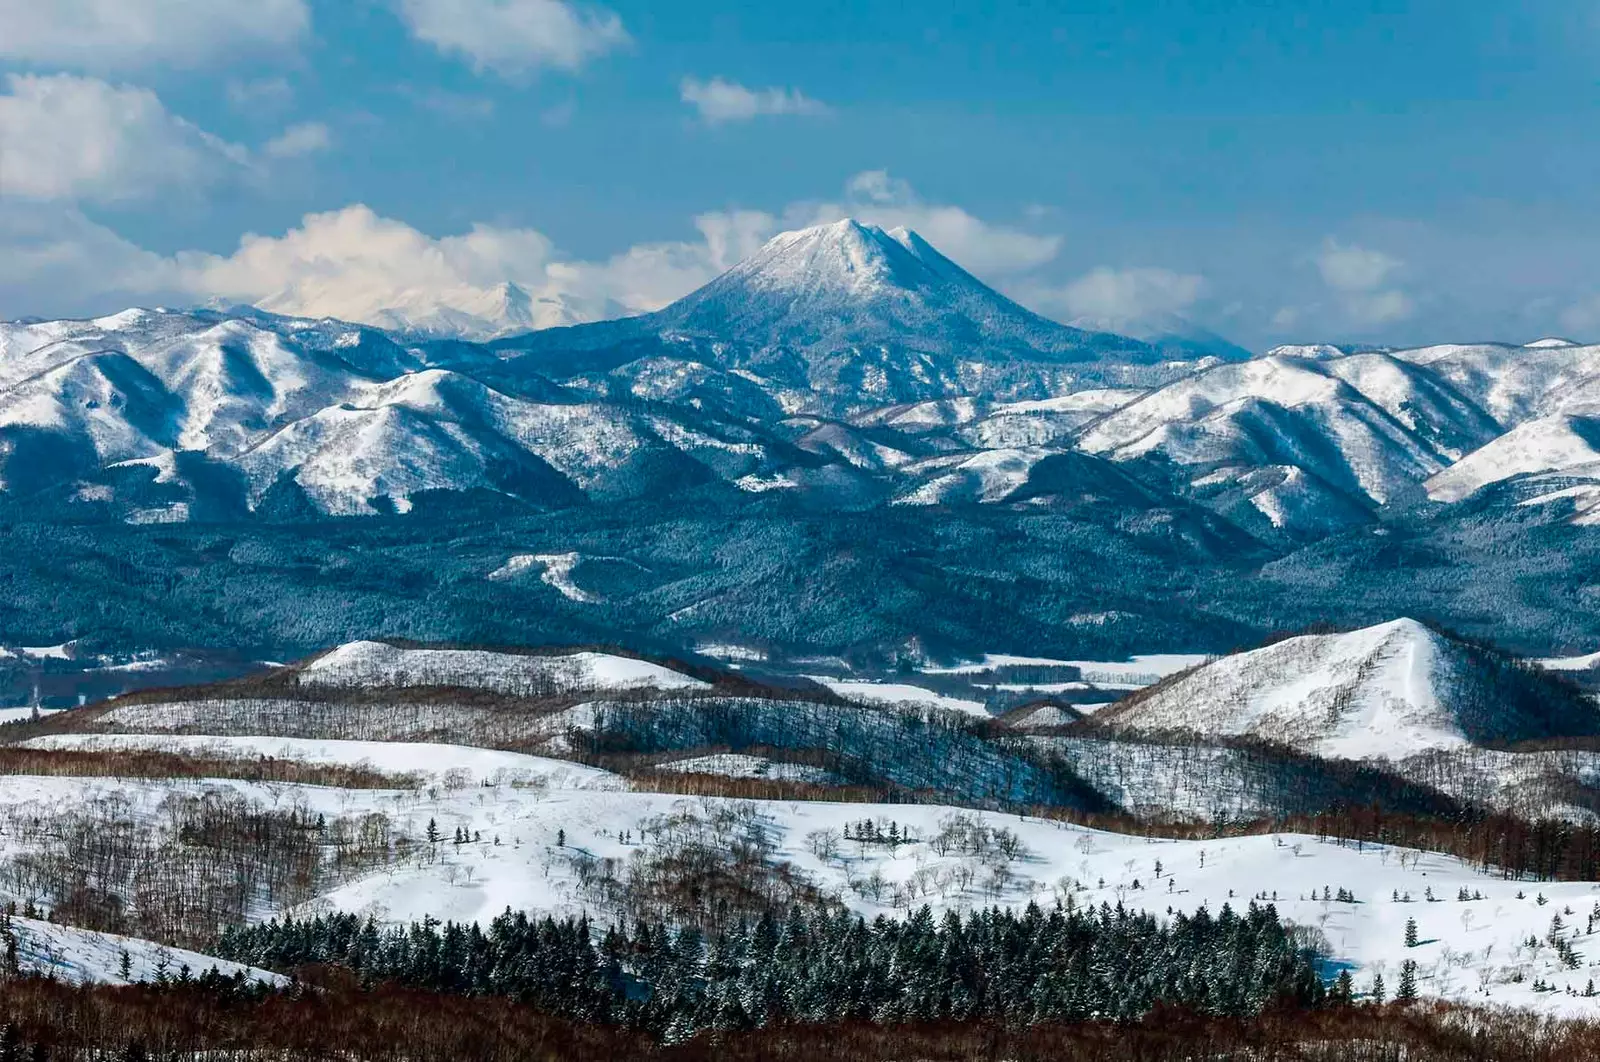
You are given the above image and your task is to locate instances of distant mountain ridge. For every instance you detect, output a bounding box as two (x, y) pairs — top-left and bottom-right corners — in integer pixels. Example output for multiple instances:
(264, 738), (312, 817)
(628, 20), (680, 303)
(4, 223), (1600, 548)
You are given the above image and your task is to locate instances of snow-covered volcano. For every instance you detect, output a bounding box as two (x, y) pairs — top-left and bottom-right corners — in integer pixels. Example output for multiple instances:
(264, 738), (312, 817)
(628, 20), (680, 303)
(500, 219), (1200, 411)
(654, 219), (1155, 363)
(1098, 619), (1600, 759)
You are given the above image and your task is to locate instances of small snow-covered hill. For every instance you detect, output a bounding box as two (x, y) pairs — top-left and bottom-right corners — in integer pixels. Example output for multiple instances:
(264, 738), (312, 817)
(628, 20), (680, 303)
(1098, 619), (1600, 759)
(298, 640), (710, 695)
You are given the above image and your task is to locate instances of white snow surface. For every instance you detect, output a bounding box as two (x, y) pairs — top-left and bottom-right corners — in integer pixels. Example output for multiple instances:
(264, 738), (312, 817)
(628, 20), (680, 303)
(0, 765), (1595, 1013)
(1540, 651), (1600, 673)
(651, 753), (840, 785)
(9, 916), (285, 987)
(1100, 619), (1475, 760)
(21, 733), (623, 790)
(894, 447), (1055, 506)
(1078, 355), (1458, 509)
(488, 552), (599, 602)
(299, 641), (708, 694)
(1426, 415), (1600, 503)
(924, 652), (1208, 687)
(809, 677), (990, 717)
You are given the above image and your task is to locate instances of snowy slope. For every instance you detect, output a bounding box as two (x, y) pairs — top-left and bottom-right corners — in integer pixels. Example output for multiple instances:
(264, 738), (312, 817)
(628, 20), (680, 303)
(9, 916), (284, 987)
(1098, 619), (1600, 759)
(1426, 415), (1600, 504)
(964, 389), (1146, 449)
(1079, 356), (1453, 510)
(893, 448), (1056, 505)
(807, 677), (989, 717)
(299, 640), (708, 694)
(359, 281), (581, 340)
(1391, 342), (1600, 425)
(657, 219), (1156, 364)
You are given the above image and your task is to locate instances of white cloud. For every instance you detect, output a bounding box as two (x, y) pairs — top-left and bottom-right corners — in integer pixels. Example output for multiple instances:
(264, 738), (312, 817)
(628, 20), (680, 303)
(394, 0), (628, 77)
(0, 174), (1068, 331)
(550, 210), (777, 314)
(0, 204), (180, 319)
(680, 77), (828, 124)
(227, 77), (295, 115)
(173, 204), (778, 327)
(264, 122), (332, 159)
(0, 74), (247, 202)
(1316, 239), (1402, 292)
(156, 174), (1058, 330)
(0, 0), (309, 70)
(792, 169), (1062, 278)
(1343, 289), (1414, 326)
(1029, 266), (1205, 323)
(1305, 238), (1414, 330)
(177, 205), (562, 323)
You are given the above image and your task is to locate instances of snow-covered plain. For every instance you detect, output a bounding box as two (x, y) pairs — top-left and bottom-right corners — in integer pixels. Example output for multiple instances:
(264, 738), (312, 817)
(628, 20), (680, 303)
(807, 677), (989, 716)
(924, 651), (1209, 689)
(650, 752), (841, 785)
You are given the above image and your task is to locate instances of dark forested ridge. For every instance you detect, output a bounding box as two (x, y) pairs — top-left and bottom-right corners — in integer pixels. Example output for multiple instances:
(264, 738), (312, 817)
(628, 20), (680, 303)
(4, 484), (1600, 664)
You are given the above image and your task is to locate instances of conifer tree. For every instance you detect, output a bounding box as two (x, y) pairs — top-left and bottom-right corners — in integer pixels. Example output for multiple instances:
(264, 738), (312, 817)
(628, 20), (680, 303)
(1397, 959), (1418, 1003)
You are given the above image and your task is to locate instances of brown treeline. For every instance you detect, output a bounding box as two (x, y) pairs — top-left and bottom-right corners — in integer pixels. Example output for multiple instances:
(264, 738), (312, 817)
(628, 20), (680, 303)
(0, 977), (1597, 1062)
(0, 746), (414, 789)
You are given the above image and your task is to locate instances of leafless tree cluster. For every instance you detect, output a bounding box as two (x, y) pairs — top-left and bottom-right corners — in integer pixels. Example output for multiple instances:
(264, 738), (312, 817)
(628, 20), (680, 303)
(564, 799), (837, 933)
(0, 790), (406, 948)
(0, 746), (410, 789)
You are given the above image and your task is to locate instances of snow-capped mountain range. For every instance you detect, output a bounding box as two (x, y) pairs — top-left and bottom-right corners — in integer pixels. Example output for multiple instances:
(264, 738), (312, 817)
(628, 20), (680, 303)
(2, 219), (1600, 534)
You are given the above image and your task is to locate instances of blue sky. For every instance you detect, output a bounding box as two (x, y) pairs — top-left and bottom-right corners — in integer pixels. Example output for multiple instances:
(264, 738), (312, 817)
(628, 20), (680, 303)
(1, 0), (1598, 349)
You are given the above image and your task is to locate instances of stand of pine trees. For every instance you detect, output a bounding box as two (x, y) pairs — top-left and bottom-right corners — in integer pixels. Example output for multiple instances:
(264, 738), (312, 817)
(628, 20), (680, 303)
(217, 900), (1323, 1039)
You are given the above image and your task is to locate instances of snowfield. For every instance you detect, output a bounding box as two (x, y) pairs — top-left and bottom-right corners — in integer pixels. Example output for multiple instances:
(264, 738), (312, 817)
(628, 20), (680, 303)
(807, 677), (990, 716)
(0, 756), (1595, 1012)
(924, 651), (1209, 688)
(650, 752), (841, 785)
(299, 641), (708, 694)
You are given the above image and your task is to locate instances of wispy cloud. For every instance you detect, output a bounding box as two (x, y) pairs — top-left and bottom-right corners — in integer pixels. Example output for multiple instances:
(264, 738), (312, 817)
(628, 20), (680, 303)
(263, 121), (331, 159)
(680, 76), (829, 124)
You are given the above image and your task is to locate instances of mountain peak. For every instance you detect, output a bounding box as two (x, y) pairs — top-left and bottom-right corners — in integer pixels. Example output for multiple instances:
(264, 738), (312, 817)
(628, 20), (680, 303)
(650, 218), (1161, 372)
(1099, 618), (1600, 759)
(732, 217), (930, 300)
